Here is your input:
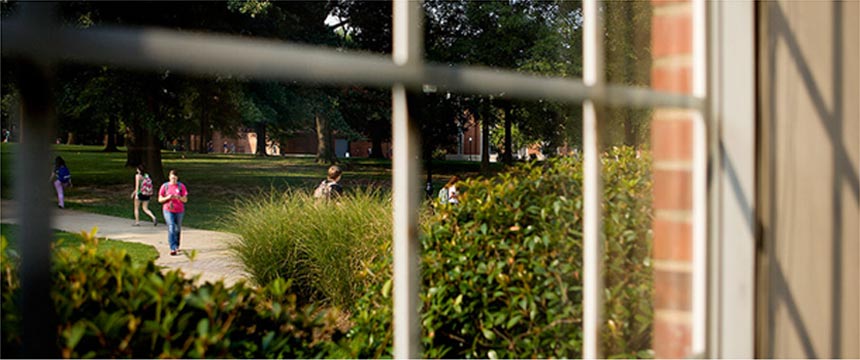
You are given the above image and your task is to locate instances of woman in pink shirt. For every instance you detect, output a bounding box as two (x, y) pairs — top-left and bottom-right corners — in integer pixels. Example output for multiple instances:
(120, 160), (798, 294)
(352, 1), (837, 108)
(158, 169), (188, 256)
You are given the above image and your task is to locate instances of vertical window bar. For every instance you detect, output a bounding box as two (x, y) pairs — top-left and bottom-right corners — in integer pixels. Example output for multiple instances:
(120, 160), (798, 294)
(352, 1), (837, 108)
(15, 3), (59, 358)
(392, 0), (423, 358)
(582, 0), (604, 358)
(692, 0), (708, 356)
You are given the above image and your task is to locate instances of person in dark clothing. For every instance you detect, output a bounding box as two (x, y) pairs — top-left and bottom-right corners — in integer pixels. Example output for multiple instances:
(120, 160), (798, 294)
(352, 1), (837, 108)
(51, 156), (72, 208)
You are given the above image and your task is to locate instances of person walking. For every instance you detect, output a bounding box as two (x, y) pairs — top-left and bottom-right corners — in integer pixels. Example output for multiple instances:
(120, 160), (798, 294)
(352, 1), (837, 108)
(158, 169), (188, 256)
(130, 164), (158, 226)
(313, 165), (343, 200)
(438, 176), (460, 205)
(51, 156), (72, 209)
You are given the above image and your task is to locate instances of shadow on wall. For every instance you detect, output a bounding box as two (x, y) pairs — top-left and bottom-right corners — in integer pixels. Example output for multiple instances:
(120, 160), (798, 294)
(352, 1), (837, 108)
(762, 1), (859, 358)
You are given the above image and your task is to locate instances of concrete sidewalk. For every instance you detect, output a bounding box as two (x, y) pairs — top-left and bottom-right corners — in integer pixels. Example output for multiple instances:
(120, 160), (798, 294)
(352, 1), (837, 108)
(0, 200), (248, 286)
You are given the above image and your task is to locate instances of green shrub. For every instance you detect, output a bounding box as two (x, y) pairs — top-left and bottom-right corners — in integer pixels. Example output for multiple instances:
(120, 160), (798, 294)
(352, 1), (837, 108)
(348, 146), (653, 358)
(226, 188), (391, 308)
(0, 231), (344, 358)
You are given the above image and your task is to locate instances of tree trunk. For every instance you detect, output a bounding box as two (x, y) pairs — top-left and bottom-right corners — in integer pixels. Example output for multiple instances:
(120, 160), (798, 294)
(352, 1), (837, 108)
(198, 88), (209, 154)
(126, 93), (165, 183)
(503, 102), (513, 165)
(624, 110), (638, 147)
(315, 113), (337, 164)
(254, 121), (268, 157)
(481, 102), (491, 174)
(123, 123), (162, 182)
(370, 121), (385, 159)
(103, 116), (119, 152)
(144, 128), (165, 184)
(125, 124), (143, 168)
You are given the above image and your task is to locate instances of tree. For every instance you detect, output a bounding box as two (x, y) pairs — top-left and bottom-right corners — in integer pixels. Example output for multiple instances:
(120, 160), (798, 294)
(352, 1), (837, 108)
(52, 1), (256, 179)
(188, 78), (244, 154)
(330, 1), (394, 159)
(421, 0), (579, 168)
(603, 0), (652, 147)
(337, 87), (391, 159)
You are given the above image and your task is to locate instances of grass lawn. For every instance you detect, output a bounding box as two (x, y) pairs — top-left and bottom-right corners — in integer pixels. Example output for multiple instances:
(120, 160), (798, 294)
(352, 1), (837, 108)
(0, 223), (159, 266)
(1, 143), (502, 230)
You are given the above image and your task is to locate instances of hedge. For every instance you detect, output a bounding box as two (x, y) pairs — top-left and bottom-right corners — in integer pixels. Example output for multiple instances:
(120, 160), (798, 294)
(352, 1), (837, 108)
(0, 230), (344, 358)
(346, 146), (654, 358)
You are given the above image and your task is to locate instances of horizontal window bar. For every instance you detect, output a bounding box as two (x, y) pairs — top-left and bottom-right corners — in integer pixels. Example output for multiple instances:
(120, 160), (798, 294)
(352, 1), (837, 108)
(3, 21), (704, 110)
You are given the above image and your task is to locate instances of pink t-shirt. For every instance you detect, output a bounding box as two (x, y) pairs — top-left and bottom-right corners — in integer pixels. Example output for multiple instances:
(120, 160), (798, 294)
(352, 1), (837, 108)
(159, 182), (188, 213)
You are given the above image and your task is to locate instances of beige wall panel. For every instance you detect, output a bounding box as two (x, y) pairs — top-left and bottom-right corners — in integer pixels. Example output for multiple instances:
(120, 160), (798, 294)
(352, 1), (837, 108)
(758, 1), (859, 358)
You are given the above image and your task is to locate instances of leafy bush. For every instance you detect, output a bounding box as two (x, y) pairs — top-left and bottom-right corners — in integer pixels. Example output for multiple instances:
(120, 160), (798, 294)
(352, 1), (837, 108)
(0, 230), (344, 358)
(226, 188), (391, 308)
(348, 146), (653, 358)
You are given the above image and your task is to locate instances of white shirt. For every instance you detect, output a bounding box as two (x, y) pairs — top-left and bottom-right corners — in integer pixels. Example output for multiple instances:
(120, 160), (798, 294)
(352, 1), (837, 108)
(448, 185), (459, 204)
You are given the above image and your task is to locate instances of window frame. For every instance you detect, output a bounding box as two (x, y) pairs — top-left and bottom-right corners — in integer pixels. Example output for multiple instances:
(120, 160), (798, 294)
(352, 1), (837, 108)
(1, 0), (743, 357)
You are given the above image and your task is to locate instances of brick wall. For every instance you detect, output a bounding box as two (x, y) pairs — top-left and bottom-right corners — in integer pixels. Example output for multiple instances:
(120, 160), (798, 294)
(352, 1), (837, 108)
(650, 0), (694, 358)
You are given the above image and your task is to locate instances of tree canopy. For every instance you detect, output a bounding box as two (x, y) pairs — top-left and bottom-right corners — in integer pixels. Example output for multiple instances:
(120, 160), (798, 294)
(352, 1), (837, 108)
(2, 0), (653, 174)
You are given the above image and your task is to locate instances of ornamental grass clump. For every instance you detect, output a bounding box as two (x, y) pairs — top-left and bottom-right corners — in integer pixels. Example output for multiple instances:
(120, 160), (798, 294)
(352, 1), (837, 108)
(226, 187), (391, 308)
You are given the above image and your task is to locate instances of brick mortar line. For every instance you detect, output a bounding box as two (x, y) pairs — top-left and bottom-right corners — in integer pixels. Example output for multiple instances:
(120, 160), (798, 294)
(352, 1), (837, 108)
(653, 109), (696, 120)
(653, 55), (693, 68)
(655, 209), (693, 222)
(654, 309), (693, 324)
(654, 260), (694, 273)
(654, 161), (694, 171)
(653, 2), (692, 17)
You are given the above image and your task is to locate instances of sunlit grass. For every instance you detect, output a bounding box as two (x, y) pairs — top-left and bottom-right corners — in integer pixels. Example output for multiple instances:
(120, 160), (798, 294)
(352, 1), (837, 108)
(1, 143), (493, 230)
(0, 223), (159, 266)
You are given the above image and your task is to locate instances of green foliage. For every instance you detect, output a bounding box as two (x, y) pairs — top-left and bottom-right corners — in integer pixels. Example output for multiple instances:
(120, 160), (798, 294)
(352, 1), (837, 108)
(0, 230), (344, 358)
(339, 240), (395, 358)
(226, 188), (391, 308)
(350, 146), (654, 358)
(227, 0), (271, 18)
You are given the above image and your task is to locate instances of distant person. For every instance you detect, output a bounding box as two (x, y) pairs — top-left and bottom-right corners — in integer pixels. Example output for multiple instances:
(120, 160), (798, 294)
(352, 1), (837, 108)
(130, 164), (157, 226)
(230, 143), (236, 154)
(438, 176), (460, 205)
(158, 169), (188, 256)
(51, 156), (72, 209)
(313, 165), (343, 200)
(223, 141), (228, 154)
(207, 141), (214, 153)
(425, 180), (434, 199)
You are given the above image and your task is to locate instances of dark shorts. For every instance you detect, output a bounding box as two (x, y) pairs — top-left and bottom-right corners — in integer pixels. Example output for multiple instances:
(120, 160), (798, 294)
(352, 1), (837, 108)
(136, 194), (151, 201)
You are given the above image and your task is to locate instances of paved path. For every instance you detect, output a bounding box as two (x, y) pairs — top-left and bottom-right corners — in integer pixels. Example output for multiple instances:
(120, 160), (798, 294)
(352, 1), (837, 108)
(0, 200), (248, 287)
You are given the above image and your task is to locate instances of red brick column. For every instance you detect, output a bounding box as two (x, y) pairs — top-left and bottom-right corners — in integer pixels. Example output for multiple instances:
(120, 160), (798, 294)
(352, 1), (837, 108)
(650, 0), (694, 358)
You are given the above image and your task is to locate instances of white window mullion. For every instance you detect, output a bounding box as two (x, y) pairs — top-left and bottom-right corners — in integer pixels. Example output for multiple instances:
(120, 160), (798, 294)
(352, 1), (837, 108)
(392, 0), (423, 358)
(582, 0), (604, 358)
(692, 0), (708, 356)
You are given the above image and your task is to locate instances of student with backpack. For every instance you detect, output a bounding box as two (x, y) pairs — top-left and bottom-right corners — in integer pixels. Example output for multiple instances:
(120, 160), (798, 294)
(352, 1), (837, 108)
(131, 164), (158, 226)
(51, 156), (72, 209)
(158, 169), (188, 256)
(438, 175), (460, 205)
(313, 165), (343, 200)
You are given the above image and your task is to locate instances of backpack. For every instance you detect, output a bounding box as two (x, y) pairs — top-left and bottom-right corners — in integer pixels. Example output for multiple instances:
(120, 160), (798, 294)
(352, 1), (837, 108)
(313, 180), (333, 199)
(140, 174), (154, 196)
(437, 187), (449, 203)
(57, 166), (71, 184)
